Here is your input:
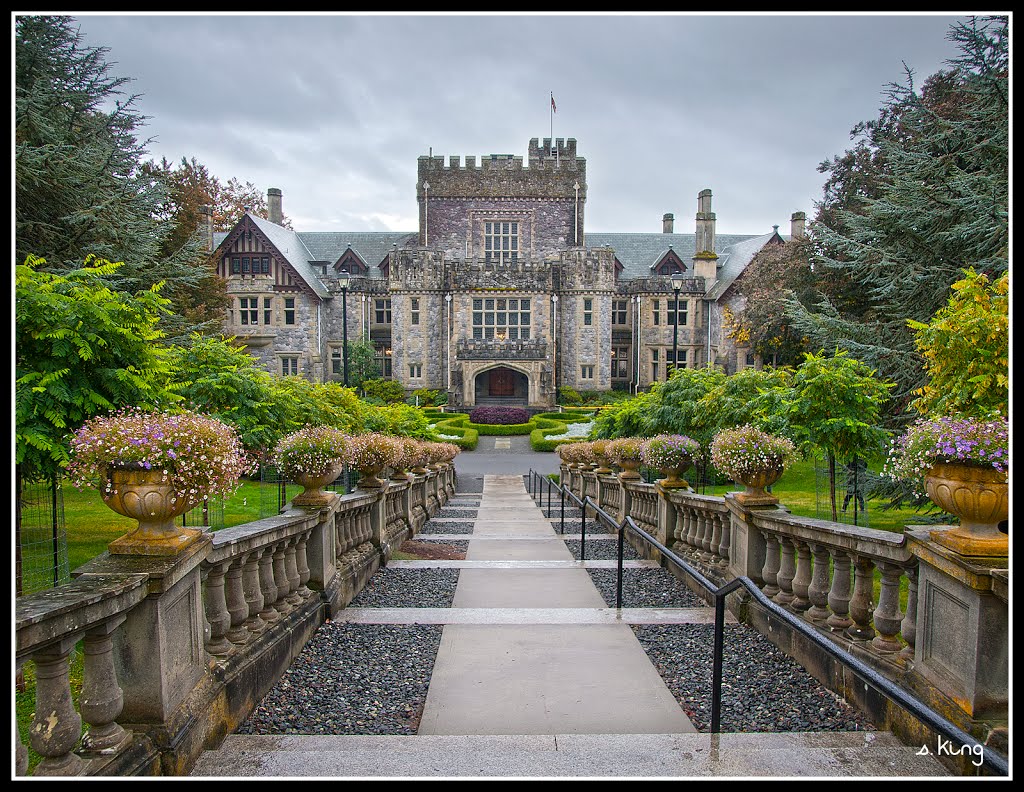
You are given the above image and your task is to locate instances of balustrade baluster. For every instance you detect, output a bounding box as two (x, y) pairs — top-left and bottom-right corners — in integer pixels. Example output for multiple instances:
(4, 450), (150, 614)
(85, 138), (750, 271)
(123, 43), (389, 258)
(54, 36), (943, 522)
(711, 512), (727, 562)
(28, 638), (86, 776)
(684, 508), (700, 556)
(272, 543), (293, 614)
(871, 562), (905, 653)
(900, 563), (919, 662)
(774, 538), (796, 606)
(284, 538), (302, 605)
(295, 534), (312, 597)
(826, 551), (854, 631)
(708, 513), (723, 563)
(203, 561), (233, 655)
(225, 557), (251, 644)
(846, 556), (877, 641)
(760, 533), (781, 597)
(790, 540), (813, 612)
(241, 551), (267, 635)
(805, 544), (832, 623)
(258, 546), (282, 621)
(80, 617), (130, 754)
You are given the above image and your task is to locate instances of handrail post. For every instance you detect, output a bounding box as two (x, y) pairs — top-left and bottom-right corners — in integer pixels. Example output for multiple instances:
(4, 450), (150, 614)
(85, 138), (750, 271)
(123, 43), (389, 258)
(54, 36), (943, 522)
(712, 591), (726, 734)
(580, 498), (587, 561)
(547, 477), (551, 514)
(616, 521), (625, 609)
(559, 484), (565, 534)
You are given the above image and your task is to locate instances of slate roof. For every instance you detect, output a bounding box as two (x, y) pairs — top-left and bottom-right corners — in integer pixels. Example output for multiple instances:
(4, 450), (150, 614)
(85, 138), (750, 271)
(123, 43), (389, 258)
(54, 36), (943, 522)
(585, 232), (760, 280)
(216, 217), (783, 301)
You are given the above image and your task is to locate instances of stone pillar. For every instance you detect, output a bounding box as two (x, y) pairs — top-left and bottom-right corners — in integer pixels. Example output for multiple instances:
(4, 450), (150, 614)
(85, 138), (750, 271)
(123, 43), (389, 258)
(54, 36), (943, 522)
(302, 505), (338, 593)
(905, 529), (1008, 719)
(724, 495), (768, 583)
(107, 537), (212, 723)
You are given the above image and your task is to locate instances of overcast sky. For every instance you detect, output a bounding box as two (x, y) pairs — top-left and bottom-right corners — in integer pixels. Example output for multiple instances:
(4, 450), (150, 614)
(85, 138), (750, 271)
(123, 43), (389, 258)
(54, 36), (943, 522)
(64, 12), (974, 236)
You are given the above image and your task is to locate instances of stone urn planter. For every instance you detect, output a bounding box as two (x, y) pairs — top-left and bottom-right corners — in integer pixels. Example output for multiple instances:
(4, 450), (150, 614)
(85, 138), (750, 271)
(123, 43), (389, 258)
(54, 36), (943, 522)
(292, 462), (345, 508)
(658, 467), (690, 490)
(357, 465), (386, 489)
(101, 465), (205, 556)
(925, 462), (1008, 557)
(732, 467), (784, 506)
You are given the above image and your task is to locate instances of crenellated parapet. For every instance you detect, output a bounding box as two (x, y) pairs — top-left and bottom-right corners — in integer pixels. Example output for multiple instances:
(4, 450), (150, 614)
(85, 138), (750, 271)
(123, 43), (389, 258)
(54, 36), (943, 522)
(417, 137), (585, 200)
(557, 246), (617, 292)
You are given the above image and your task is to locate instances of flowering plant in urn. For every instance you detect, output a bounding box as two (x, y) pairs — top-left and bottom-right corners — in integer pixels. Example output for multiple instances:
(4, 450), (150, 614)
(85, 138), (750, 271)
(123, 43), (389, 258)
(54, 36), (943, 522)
(884, 415), (1008, 556)
(710, 424), (798, 505)
(641, 434), (701, 488)
(273, 425), (349, 507)
(347, 432), (404, 488)
(66, 408), (251, 554)
(606, 437), (644, 479)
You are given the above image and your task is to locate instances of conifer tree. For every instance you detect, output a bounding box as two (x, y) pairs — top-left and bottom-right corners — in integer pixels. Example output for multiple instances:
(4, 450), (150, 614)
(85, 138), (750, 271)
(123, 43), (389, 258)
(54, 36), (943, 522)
(782, 16), (1008, 424)
(14, 15), (217, 342)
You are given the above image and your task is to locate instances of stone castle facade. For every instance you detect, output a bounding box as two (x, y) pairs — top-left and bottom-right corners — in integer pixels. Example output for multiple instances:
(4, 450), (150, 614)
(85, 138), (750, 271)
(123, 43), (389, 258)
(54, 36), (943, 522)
(210, 137), (805, 408)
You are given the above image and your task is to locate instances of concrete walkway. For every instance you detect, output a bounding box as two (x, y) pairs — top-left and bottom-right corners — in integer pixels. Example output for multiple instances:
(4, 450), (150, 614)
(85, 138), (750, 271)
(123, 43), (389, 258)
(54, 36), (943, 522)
(191, 471), (951, 778)
(415, 474), (696, 736)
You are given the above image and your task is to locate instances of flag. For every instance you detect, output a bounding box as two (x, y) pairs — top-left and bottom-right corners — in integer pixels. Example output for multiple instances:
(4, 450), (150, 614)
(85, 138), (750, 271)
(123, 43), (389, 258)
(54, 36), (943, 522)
(551, 93), (557, 113)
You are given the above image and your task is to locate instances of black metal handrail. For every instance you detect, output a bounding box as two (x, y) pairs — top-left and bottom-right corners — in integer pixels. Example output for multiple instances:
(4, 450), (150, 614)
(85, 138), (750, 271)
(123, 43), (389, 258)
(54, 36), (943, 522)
(526, 470), (1008, 776)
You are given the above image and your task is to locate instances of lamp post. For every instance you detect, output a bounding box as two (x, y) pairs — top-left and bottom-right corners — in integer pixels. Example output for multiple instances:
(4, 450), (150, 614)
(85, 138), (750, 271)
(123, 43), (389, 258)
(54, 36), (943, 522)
(670, 272), (684, 378)
(339, 271), (349, 386)
(444, 292), (452, 393)
(551, 294), (559, 398)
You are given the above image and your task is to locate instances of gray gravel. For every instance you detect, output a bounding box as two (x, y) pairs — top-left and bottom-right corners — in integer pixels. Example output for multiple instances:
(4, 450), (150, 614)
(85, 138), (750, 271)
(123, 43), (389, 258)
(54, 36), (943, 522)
(418, 520), (476, 535)
(238, 495), (875, 737)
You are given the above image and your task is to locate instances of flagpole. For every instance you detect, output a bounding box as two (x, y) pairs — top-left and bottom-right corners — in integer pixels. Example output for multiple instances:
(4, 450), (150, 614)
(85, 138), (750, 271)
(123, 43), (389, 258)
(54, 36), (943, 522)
(549, 91), (553, 142)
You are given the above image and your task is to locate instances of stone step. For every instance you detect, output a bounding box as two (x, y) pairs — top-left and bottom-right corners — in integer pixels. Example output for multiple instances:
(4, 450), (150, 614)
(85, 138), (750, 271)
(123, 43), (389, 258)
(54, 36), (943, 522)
(190, 731), (952, 778)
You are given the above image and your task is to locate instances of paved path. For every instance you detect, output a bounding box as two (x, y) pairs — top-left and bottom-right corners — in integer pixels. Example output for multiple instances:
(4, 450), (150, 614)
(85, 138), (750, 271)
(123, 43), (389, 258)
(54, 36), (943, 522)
(414, 474), (696, 736)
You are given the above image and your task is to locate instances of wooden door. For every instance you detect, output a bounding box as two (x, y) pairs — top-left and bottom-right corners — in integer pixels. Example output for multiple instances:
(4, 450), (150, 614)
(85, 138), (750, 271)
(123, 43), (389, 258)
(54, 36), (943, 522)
(489, 368), (515, 397)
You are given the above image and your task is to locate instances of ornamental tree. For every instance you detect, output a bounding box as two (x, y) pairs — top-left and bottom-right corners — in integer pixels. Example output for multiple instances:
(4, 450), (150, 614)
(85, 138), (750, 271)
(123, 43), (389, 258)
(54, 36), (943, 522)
(16, 255), (178, 483)
(906, 268), (1008, 419)
(786, 349), (895, 520)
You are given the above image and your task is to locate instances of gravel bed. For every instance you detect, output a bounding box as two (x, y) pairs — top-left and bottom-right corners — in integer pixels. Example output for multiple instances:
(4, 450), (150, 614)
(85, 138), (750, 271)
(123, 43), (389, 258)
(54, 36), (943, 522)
(237, 623), (441, 736)
(237, 544), (875, 738)
(418, 519), (476, 535)
(542, 507), (584, 519)
(347, 566), (460, 608)
(634, 624), (874, 733)
(435, 508), (478, 519)
(587, 567), (707, 608)
(562, 537), (642, 561)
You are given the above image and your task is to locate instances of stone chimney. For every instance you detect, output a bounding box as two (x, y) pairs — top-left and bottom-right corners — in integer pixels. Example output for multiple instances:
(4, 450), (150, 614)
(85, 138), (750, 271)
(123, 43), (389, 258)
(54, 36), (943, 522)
(199, 205), (214, 253)
(692, 189), (719, 280)
(791, 211), (806, 240)
(268, 188), (283, 225)
(662, 213), (674, 234)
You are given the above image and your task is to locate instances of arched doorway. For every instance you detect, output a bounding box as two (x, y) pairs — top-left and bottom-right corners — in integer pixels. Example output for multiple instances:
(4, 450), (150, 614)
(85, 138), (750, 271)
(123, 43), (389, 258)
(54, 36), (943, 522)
(474, 366), (529, 405)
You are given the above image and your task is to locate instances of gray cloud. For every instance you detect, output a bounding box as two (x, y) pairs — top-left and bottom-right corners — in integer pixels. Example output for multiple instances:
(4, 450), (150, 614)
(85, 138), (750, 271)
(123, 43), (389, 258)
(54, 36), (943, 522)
(65, 12), (971, 234)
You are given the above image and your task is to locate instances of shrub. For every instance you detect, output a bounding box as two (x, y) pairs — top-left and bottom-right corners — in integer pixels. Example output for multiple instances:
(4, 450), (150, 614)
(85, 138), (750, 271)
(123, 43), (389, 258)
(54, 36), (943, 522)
(410, 388), (441, 407)
(361, 378), (407, 404)
(558, 386), (583, 406)
(469, 406), (530, 425)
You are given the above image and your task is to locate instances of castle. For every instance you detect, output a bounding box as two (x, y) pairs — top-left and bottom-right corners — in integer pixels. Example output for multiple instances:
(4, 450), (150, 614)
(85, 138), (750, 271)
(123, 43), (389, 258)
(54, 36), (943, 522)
(209, 138), (805, 408)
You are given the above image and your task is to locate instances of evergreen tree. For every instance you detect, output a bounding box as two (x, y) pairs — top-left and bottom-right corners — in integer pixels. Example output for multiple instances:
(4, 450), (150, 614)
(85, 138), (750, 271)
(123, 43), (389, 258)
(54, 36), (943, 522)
(14, 15), (215, 343)
(782, 16), (1008, 424)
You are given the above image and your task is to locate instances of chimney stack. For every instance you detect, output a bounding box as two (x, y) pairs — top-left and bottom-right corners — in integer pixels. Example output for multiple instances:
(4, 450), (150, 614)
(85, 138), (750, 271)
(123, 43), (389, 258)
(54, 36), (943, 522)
(695, 189), (716, 254)
(200, 205), (214, 253)
(790, 211), (806, 240)
(662, 213), (674, 234)
(268, 188), (283, 225)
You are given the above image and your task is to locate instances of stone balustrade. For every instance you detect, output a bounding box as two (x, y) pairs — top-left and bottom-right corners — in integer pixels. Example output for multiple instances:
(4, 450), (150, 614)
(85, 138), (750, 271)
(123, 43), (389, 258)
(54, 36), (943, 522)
(14, 464), (454, 777)
(560, 463), (1008, 758)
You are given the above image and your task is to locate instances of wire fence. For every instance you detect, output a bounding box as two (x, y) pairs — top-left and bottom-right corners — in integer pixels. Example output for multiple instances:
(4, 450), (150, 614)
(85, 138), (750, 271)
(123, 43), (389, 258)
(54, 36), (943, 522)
(16, 478), (70, 597)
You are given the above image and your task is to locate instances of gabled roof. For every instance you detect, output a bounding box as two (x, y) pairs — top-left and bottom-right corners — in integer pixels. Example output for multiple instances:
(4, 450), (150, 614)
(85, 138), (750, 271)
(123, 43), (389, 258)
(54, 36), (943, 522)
(585, 232), (759, 279)
(246, 215), (331, 299)
(298, 232), (417, 271)
(704, 231), (784, 301)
